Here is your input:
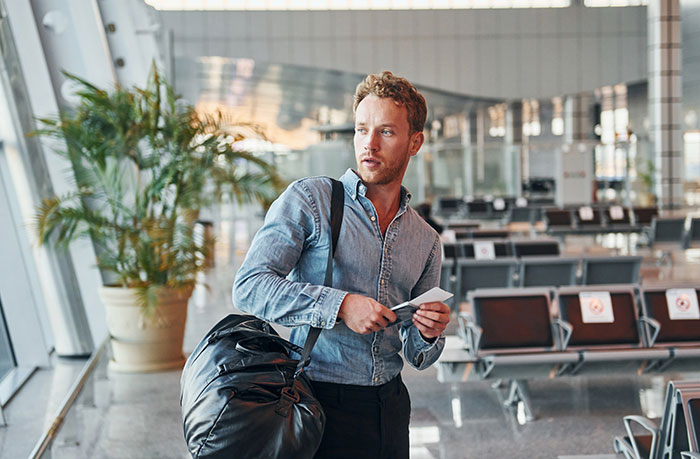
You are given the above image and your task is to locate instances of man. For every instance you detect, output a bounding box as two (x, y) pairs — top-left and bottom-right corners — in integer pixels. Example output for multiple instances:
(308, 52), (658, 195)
(233, 71), (450, 459)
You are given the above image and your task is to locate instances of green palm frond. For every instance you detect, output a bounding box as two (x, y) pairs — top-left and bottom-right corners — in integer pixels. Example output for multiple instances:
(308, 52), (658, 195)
(33, 62), (284, 307)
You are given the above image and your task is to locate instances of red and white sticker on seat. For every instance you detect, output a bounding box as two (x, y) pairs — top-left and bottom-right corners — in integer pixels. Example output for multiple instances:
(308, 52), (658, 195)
(474, 241), (496, 260)
(579, 291), (615, 323)
(665, 289), (700, 320)
(610, 205), (625, 221)
(579, 206), (594, 221)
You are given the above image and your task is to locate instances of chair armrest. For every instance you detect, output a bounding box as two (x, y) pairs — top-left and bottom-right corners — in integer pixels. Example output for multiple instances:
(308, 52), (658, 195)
(623, 415), (659, 459)
(639, 316), (661, 347)
(681, 453), (700, 459)
(552, 318), (573, 350)
(457, 313), (481, 356)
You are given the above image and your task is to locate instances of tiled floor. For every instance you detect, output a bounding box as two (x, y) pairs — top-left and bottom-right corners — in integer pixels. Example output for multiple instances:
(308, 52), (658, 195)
(7, 208), (700, 459)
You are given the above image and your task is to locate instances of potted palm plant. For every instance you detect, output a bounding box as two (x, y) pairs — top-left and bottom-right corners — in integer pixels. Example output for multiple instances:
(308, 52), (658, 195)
(34, 65), (284, 372)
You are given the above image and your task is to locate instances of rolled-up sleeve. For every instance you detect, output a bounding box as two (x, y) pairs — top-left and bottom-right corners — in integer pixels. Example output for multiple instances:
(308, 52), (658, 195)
(401, 234), (446, 369)
(233, 180), (347, 329)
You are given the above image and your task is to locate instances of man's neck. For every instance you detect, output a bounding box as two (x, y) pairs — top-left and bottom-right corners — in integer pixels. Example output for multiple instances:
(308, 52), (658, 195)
(365, 182), (403, 235)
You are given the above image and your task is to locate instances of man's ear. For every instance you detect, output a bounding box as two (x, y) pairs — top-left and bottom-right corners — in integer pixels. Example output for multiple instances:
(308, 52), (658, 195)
(409, 131), (425, 156)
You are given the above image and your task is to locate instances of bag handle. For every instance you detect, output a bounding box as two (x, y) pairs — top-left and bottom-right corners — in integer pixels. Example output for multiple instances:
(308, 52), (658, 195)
(293, 178), (344, 379)
(235, 332), (304, 355)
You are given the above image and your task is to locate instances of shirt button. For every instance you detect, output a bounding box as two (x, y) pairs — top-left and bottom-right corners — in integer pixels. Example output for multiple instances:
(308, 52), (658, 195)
(380, 279), (384, 285)
(370, 216), (376, 222)
(320, 320), (326, 327)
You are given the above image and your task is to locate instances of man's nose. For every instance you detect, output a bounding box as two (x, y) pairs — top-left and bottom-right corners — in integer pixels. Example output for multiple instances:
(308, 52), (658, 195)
(365, 130), (379, 152)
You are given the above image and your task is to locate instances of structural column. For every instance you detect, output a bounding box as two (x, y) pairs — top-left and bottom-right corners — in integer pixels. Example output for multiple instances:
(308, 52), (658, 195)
(648, 0), (683, 210)
(564, 93), (592, 144)
(506, 102), (523, 197)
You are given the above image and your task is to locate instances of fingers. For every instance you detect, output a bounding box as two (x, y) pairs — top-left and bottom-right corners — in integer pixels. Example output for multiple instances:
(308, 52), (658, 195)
(369, 304), (395, 330)
(341, 295), (396, 334)
(340, 295), (448, 336)
(414, 309), (443, 322)
(413, 301), (450, 339)
(382, 307), (397, 324)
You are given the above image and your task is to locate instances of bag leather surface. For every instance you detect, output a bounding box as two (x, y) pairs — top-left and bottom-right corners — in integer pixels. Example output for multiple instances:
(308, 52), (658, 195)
(180, 314), (324, 459)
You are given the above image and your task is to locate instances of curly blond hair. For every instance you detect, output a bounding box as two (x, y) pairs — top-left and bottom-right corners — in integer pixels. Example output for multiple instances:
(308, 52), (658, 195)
(353, 71), (427, 134)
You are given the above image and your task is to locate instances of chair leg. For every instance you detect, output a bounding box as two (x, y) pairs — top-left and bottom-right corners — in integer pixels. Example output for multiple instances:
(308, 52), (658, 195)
(504, 379), (535, 422)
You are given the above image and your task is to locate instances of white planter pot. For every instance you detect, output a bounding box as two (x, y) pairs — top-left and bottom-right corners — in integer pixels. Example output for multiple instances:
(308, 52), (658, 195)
(99, 286), (193, 373)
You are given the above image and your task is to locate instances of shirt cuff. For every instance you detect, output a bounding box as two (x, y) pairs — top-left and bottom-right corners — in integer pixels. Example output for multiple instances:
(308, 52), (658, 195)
(408, 327), (443, 368)
(316, 286), (347, 329)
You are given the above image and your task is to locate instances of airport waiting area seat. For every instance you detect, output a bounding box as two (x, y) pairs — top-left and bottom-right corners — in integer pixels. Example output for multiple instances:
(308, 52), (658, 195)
(649, 217), (688, 264)
(519, 256), (579, 287)
(454, 288), (579, 420)
(581, 255), (642, 285)
(605, 206), (633, 227)
(545, 208), (574, 233)
(554, 285), (667, 375)
(511, 238), (561, 257)
(436, 197), (464, 217)
(614, 380), (700, 459)
(639, 285), (700, 373)
(634, 207), (660, 226)
(443, 238), (561, 260)
(451, 258), (519, 310)
(535, 205), (655, 238)
(441, 244), (642, 305)
(465, 199), (490, 219)
(507, 206), (533, 224)
(650, 217), (687, 248)
(455, 229), (510, 240)
(438, 284), (700, 420)
(685, 217), (700, 249)
(442, 242), (461, 260)
(573, 206), (604, 230)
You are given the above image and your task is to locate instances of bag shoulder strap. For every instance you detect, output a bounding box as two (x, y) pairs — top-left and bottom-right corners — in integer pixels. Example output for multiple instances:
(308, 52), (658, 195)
(294, 178), (344, 378)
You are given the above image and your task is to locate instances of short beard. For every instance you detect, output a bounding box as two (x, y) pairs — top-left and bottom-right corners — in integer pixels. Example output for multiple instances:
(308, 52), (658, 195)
(359, 149), (411, 186)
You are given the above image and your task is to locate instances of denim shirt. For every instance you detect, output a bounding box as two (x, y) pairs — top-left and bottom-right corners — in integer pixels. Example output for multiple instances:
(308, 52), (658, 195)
(233, 169), (445, 386)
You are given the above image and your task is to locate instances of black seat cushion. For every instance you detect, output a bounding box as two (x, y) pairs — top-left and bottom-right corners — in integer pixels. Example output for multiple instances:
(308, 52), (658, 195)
(474, 296), (553, 349)
(558, 292), (639, 346)
(634, 207), (658, 225)
(546, 209), (572, 226)
(576, 209), (602, 226)
(514, 242), (560, 257)
(643, 290), (700, 343)
(443, 243), (460, 260)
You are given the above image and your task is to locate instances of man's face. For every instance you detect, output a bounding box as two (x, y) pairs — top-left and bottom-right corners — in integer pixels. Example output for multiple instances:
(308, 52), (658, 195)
(353, 94), (423, 187)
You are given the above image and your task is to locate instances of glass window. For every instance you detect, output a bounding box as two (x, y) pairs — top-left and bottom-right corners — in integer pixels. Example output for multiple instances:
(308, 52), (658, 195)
(0, 297), (15, 382)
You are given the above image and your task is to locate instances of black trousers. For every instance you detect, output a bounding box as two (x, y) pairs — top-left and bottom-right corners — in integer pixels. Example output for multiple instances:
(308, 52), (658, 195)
(310, 375), (411, 459)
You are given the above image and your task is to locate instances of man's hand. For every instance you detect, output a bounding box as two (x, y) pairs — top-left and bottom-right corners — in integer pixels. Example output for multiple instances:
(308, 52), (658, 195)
(412, 302), (450, 340)
(338, 294), (396, 334)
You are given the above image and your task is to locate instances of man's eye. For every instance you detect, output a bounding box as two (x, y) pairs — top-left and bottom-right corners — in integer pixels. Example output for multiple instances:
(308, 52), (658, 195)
(382, 130), (392, 135)
(355, 128), (366, 133)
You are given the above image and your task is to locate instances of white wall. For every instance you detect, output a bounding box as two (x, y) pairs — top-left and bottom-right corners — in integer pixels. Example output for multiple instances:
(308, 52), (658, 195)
(160, 4), (647, 99)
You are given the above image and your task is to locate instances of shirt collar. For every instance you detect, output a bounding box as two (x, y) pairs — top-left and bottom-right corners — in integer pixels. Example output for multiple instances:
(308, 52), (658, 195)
(339, 168), (413, 212)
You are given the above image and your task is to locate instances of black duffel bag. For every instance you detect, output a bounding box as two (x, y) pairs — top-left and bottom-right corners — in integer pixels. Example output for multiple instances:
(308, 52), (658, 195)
(180, 315), (325, 459)
(180, 178), (344, 459)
